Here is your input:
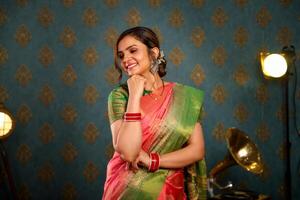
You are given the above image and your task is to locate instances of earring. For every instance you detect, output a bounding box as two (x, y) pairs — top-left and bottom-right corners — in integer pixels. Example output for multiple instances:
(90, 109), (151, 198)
(150, 59), (159, 73)
(150, 50), (165, 73)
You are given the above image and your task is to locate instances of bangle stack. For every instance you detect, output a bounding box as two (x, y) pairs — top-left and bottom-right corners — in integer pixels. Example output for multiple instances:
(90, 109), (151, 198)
(123, 112), (141, 122)
(148, 152), (160, 172)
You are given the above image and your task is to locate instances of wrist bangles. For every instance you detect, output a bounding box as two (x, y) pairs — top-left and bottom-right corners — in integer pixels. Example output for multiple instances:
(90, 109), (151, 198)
(148, 152), (160, 172)
(123, 112), (141, 122)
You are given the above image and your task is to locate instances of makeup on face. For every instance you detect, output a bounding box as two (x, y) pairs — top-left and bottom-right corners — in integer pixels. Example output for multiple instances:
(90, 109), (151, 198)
(117, 36), (152, 76)
(118, 45), (138, 71)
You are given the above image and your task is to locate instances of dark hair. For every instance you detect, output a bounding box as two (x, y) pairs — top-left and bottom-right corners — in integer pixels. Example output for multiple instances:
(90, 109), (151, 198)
(114, 26), (167, 81)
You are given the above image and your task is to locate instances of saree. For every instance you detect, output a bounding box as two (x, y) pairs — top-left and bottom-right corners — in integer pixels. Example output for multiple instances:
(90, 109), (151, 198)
(103, 82), (207, 200)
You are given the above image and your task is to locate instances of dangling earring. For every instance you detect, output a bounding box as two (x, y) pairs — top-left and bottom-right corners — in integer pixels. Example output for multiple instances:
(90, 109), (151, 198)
(150, 50), (165, 74)
(150, 59), (159, 73)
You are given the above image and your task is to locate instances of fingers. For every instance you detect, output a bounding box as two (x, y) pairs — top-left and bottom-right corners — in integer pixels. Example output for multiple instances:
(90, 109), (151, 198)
(125, 160), (139, 173)
(132, 160), (139, 170)
(140, 152), (151, 168)
(128, 75), (146, 82)
(125, 162), (130, 170)
(127, 75), (146, 98)
(125, 151), (151, 172)
(127, 75), (145, 87)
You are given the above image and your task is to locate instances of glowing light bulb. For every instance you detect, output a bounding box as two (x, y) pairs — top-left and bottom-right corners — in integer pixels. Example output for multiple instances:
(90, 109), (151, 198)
(0, 112), (13, 137)
(262, 54), (287, 78)
(0, 113), (4, 128)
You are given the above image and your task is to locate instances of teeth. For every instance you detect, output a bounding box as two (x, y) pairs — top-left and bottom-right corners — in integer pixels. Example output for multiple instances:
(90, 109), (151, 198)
(127, 64), (137, 69)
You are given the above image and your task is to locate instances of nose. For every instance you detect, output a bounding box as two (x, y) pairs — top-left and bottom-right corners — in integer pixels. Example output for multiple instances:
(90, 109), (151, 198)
(122, 53), (131, 65)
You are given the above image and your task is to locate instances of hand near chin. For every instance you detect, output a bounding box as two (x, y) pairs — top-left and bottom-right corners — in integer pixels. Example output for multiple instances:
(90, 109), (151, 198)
(127, 75), (146, 99)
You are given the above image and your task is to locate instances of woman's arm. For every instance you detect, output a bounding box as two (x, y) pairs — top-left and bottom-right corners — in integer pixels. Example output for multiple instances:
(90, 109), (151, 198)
(110, 96), (142, 162)
(134, 122), (205, 169)
(160, 122), (205, 168)
(110, 75), (145, 163)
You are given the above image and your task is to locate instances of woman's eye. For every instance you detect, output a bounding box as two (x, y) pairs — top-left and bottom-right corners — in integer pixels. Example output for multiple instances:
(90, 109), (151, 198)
(118, 54), (124, 59)
(130, 49), (137, 53)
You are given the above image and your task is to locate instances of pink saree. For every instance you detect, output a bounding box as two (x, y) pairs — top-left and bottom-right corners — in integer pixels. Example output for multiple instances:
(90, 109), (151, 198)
(103, 82), (207, 200)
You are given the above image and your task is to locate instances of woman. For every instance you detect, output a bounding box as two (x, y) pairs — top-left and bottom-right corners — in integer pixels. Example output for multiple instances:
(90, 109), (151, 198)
(103, 26), (207, 200)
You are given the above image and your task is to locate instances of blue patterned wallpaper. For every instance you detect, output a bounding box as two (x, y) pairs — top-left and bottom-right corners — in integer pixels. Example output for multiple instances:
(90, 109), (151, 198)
(0, 0), (300, 199)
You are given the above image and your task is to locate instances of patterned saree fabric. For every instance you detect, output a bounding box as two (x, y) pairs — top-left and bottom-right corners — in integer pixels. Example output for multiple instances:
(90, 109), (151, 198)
(103, 82), (207, 200)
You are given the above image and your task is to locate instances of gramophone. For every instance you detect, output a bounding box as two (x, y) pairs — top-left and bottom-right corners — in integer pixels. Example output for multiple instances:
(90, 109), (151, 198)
(208, 127), (270, 200)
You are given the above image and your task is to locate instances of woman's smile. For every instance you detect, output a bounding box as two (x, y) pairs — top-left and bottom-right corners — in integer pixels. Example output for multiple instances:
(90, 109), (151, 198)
(126, 63), (138, 70)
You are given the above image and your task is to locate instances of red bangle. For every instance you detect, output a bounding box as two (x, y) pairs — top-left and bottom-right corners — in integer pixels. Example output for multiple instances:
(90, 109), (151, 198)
(148, 152), (160, 172)
(124, 112), (141, 117)
(123, 117), (141, 121)
(123, 112), (141, 122)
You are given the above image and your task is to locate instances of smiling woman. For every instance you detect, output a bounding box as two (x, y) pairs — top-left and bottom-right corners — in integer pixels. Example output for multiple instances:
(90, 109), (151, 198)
(117, 36), (154, 77)
(102, 26), (207, 200)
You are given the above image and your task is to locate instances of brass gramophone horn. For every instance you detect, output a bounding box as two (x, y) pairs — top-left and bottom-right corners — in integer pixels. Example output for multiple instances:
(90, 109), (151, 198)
(209, 127), (263, 179)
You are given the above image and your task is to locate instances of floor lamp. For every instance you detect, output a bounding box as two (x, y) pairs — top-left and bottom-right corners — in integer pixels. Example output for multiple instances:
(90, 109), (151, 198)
(260, 45), (296, 200)
(0, 103), (17, 200)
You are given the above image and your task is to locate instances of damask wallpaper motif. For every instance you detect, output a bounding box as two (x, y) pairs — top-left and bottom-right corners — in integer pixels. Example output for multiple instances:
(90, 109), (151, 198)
(0, 0), (300, 199)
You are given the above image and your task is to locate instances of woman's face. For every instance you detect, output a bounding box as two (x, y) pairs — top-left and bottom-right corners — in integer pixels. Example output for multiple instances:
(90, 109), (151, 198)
(117, 35), (152, 77)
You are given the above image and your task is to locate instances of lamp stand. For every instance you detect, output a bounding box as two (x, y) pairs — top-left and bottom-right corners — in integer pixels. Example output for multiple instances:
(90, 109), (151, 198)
(284, 74), (291, 200)
(281, 45), (296, 200)
(0, 141), (18, 200)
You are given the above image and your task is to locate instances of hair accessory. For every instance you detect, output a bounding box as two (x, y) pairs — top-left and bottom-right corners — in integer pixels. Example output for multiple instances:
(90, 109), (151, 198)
(148, 152), (160, 172)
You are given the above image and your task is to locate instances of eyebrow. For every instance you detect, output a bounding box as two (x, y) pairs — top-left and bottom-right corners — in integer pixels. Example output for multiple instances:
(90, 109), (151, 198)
(117, 45), (137, 54)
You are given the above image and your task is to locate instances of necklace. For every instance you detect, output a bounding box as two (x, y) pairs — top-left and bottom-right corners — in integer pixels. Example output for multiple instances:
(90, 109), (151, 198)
(143, 79), (165, 101)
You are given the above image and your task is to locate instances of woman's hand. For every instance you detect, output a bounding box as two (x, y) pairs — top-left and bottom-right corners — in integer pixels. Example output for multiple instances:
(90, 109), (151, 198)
(131, 150), (150, 171)
(127, 75), (146, 99)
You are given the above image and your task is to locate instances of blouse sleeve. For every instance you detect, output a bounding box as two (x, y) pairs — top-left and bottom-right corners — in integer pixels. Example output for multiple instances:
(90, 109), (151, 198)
(197, 105), (204, 123)
(107, 87), (128, 124)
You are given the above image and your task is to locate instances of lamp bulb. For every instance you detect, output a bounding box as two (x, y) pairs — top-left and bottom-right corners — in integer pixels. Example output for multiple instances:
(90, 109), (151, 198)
(262, 54), (287, 78)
